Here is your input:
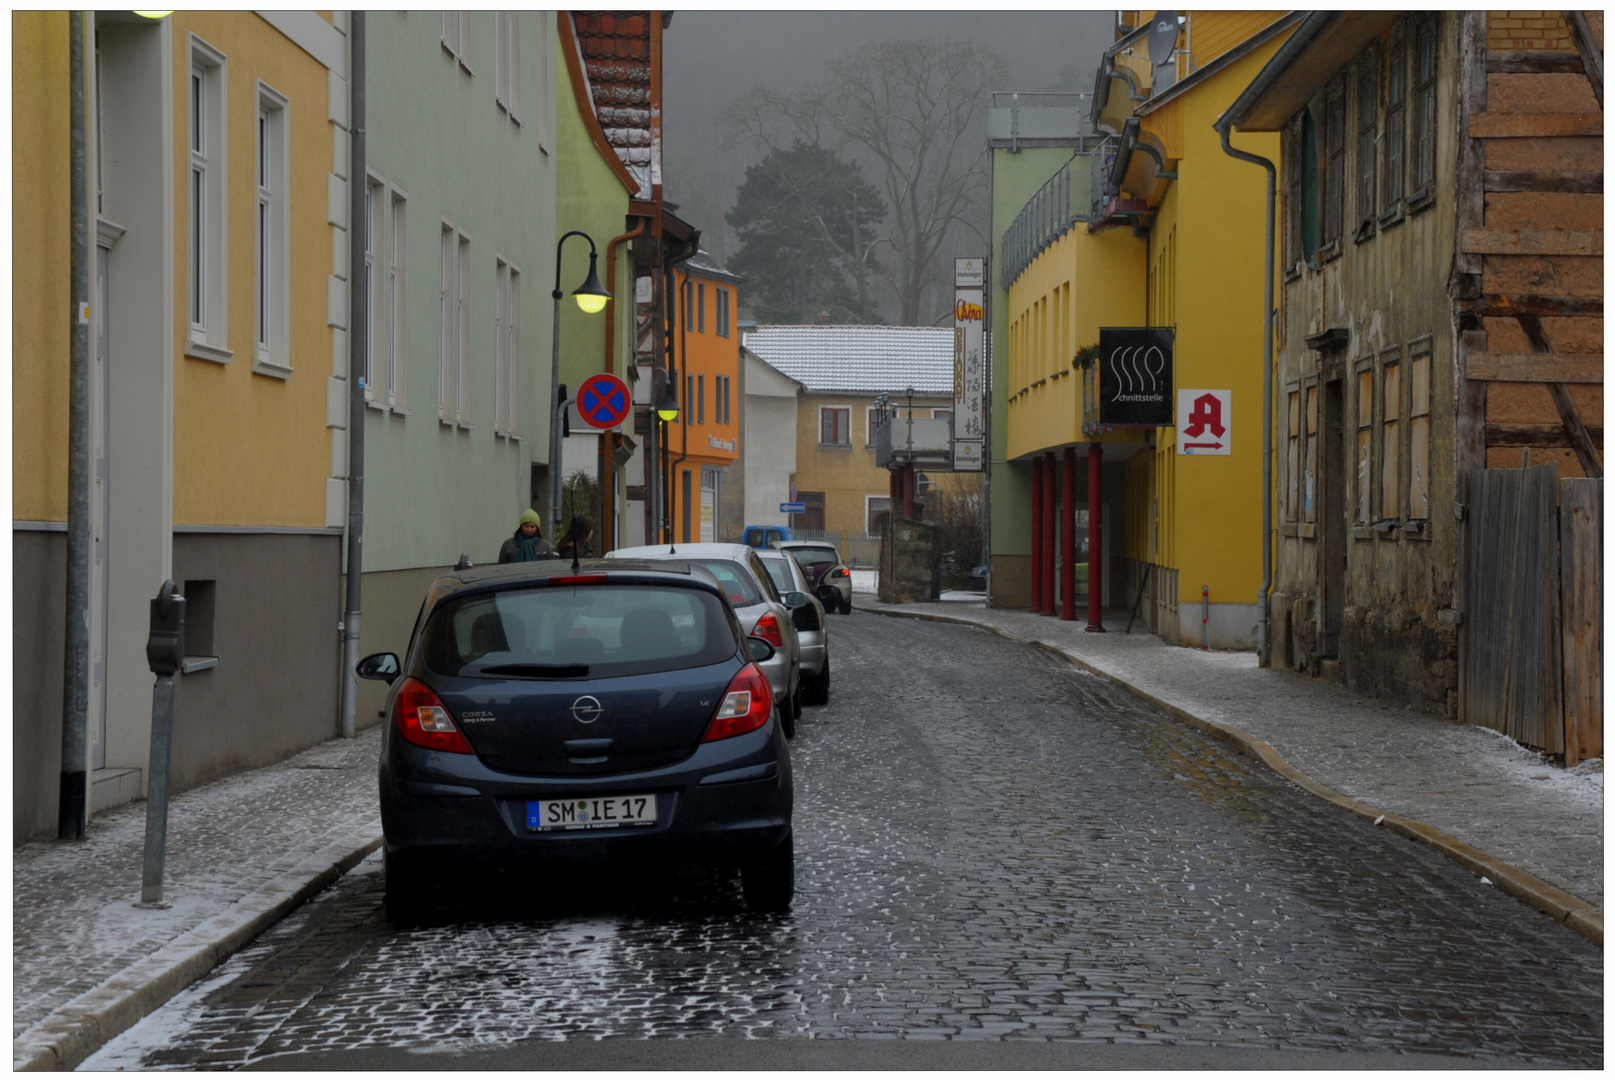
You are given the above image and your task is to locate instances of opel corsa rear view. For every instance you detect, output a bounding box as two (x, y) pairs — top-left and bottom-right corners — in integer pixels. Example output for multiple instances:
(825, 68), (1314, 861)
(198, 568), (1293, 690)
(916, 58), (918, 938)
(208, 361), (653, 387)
(357, 559), (794, 924)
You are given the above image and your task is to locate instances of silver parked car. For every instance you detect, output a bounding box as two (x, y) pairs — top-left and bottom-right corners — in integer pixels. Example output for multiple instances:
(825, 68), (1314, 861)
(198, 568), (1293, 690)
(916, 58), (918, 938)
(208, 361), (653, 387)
(756, 547), (830, 706)
(607, 543), (807, 738)
(776, 540), (853, 614)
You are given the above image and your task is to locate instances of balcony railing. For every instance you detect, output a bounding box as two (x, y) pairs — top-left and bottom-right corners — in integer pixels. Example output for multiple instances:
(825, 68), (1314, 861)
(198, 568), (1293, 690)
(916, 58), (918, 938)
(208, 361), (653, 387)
(1001, 149), (1104, 287)
(872, 408), (953, 469)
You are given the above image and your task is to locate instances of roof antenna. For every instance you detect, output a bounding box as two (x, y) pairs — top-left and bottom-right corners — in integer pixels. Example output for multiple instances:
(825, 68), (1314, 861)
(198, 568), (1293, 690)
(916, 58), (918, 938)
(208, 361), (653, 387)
(571, 552), (581, 572)
(455, 553), (473, 570)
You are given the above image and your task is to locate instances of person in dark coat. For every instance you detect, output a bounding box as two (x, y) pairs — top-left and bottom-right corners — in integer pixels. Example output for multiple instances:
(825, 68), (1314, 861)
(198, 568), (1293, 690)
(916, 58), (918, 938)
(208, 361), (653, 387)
(555, 515), (597, 560)
(499, 509), (557, 563)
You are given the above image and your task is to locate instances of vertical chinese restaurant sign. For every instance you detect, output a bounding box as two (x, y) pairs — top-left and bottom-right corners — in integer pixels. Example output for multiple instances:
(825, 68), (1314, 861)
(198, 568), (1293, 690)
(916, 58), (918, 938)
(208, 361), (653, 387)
(1097, 327), (1175, 428)
(952, 257), (986, 471)
(1177, 389), (1232, 455)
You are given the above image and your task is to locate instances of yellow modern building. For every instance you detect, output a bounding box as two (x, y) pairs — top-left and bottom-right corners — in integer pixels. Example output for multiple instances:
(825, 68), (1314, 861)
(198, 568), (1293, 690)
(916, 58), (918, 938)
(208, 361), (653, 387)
(13, 11), (350, 838)
(1001, 10), (1295, 647)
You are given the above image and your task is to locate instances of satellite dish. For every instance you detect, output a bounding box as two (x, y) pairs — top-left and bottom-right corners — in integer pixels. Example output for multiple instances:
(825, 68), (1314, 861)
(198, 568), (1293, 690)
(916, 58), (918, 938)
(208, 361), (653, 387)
(1146, 11), (1180, 66)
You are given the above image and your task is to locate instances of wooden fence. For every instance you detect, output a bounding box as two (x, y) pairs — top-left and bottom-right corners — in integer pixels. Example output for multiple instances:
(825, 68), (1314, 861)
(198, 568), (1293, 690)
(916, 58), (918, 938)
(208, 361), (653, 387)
(1459, 464), (1602, 760)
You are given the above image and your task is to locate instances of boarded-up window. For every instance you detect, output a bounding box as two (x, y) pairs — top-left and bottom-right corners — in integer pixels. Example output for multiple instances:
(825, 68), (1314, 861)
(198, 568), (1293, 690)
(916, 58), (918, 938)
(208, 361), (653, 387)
(1381, 360), (1401, 520)
(1304, 384), (1319, 523)
(1409, 351), (1431, 519)
(1286, 388), (1301, 521)
(1356, 367), (1374, 525)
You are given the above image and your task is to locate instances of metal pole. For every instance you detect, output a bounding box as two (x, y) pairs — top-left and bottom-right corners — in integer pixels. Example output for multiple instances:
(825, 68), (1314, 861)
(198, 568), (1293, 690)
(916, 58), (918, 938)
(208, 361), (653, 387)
(550, 231), (599, 542)
(1086, 444), (1105, 631)
(981, 254), (994, 606)
(138, 674), (175, 904)
(340, 12), (367, 740)
(61, 9), (91, 839)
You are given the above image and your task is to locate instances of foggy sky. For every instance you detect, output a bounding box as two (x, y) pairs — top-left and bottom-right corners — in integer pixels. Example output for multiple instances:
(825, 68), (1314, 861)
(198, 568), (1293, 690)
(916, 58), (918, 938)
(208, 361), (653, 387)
(662, 9), (1116, 296)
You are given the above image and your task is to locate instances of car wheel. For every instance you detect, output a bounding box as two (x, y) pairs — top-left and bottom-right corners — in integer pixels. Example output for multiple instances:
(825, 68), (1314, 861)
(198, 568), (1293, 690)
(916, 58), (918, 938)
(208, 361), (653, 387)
(778, 697), (796, 740)
(803, 655), (830, 706)
(742, 832), (794, 912)
(384, 849), (429, 928)
(790, 679), (804, 721)
(841, 597), (854, 615)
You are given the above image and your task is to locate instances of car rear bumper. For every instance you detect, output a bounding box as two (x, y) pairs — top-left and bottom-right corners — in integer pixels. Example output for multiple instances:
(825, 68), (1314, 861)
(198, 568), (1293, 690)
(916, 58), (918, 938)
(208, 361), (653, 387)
(381, 723), (793, 868)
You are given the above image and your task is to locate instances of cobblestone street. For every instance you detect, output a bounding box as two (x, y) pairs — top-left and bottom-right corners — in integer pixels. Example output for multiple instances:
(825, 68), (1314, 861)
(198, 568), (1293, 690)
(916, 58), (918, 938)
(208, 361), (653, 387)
(87, 616), (1603, 1069)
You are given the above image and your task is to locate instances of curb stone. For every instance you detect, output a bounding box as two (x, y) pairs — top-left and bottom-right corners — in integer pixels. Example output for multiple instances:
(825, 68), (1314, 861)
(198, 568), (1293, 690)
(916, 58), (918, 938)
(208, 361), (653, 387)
(13, 826), (382, 1072)
(866, 604), (1603, 947)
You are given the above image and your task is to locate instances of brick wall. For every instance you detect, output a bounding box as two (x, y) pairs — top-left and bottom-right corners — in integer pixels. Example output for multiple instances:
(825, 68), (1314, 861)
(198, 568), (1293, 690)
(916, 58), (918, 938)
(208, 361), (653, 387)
(1486, 11), (1574, 52)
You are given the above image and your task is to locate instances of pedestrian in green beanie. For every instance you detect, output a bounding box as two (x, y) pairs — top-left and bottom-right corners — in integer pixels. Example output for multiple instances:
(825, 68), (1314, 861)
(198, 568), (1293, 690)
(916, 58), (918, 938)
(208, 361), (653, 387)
(499, 509), (557, 563)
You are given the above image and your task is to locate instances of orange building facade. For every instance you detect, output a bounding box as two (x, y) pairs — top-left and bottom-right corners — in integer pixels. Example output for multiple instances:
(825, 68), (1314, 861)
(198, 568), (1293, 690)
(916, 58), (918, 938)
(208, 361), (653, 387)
(665, 252), (742, 542)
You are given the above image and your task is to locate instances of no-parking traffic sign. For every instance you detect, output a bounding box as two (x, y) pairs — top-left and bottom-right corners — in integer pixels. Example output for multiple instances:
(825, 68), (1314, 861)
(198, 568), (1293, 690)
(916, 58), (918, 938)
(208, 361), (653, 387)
(576, 373), (631, 430)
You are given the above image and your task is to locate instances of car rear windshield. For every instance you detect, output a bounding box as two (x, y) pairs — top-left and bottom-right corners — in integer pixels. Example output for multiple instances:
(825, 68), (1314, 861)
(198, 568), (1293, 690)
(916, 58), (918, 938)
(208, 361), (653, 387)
(689, 559), (763, 607)
(787, 546), (839, 569)
(757, 556), (795, 594)
(422, 583), (736, 679)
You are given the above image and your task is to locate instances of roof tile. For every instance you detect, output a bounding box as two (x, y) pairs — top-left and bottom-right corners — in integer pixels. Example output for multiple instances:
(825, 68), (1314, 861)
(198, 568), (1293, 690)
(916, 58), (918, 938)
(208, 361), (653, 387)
(740, 325), (956, 396)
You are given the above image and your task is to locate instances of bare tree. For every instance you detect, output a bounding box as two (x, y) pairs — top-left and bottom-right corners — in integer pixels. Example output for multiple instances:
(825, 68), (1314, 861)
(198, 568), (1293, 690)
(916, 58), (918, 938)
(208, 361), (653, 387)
(725, 38), (1007, 325)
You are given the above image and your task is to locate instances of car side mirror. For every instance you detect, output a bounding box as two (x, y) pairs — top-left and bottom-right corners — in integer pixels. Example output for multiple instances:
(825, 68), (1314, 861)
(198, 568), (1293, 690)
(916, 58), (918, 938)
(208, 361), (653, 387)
(747, 636), (776, 663)
(783, 591), (810, 609)
(356, 652), (401, 684)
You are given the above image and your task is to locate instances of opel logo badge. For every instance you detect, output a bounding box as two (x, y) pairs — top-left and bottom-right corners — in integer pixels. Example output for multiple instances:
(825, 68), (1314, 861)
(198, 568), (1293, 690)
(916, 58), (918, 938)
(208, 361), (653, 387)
(570, 695), (604, 724)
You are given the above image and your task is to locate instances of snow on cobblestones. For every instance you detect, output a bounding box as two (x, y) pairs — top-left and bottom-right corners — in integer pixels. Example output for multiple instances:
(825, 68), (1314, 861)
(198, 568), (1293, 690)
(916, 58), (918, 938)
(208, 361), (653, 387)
(13, 726), (382, 1039)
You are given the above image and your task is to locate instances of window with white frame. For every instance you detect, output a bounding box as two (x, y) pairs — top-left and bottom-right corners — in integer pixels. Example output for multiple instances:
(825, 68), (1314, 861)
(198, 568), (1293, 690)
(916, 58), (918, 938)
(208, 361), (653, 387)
(365, 175), (384, 402)
(820, 406), (850, 446)
(187, 37), (230, 364)
(254, 82), (290, 376)
(442, 11), (473, 74)
(440, 223), (472, 427)
(495, 11), (521, 124)
(495, 257), (522, 437)
(865, 406), (885, 447)
(387, 190), (408, 408)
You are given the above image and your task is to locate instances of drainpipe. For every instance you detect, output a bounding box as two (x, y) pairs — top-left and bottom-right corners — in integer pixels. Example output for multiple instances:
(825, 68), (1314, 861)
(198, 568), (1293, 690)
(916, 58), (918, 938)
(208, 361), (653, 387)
(601, 217), (646, 553)
(1215, 118), (1275, 667)
(340, 12), (367, 738)
(670, 276), (691, 541)
(61, 9), (90, 838)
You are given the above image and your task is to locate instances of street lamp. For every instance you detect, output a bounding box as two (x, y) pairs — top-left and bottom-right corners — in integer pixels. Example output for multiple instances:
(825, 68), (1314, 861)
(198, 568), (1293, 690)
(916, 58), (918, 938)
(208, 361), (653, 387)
(656, 366), (680, 422)
(549, 230), (611, 539)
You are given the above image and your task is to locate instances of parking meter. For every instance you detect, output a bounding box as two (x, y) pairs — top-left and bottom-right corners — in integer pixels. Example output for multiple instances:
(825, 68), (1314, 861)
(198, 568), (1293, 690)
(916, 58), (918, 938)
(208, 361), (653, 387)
(146, 580), (186, 676)
(140, 579), (184, 906)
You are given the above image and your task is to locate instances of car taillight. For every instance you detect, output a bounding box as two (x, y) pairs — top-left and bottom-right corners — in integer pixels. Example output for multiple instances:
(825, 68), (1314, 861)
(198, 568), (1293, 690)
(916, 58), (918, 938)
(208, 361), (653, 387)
(752, 611), (784, 647)
(836, 567), (851, 578)
(392, 677), (474, 754)
(703, 663), (774, 742)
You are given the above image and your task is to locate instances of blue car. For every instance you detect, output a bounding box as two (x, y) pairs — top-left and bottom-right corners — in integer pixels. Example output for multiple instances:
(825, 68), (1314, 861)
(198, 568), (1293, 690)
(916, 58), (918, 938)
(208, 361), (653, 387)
(357, 558), (794, 924)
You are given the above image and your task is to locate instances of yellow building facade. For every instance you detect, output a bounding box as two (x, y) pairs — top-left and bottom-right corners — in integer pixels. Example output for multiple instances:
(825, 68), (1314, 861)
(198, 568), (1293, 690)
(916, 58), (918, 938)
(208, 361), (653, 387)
(13, 12), (351, 838)
(1001, 11), (1293, 647)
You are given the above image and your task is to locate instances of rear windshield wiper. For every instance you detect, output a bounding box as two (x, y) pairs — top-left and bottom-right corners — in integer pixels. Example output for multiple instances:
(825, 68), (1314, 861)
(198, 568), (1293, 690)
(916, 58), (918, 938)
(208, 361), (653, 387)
(479, 663), (590, 678)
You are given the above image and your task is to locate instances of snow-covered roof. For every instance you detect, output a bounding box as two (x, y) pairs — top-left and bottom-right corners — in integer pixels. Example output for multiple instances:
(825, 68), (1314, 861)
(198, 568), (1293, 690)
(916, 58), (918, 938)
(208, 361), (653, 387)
(683, 249), (741, 285)
(740, 325), (954, 396)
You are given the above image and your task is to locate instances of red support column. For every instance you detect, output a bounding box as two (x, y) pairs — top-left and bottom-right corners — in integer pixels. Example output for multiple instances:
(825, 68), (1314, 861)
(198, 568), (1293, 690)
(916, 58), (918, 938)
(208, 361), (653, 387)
(1041, 452), (1057, 615)
(1029, 457), (1044, 612)
(1086, 442), (1105, 632)
(1061, 447), (1077, 620)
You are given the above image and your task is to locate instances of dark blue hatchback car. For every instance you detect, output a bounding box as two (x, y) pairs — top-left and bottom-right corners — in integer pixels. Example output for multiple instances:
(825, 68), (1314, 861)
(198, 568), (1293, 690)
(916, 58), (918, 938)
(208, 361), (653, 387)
(357, 559), (794, 924)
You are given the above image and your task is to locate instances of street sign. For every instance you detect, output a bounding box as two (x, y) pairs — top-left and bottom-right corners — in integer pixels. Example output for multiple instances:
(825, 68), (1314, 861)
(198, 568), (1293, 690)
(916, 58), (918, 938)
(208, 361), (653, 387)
(780, 502), (806, 514)
(1097, 327), (1174, 428)
(1177, 389), (1231, 455)
(576, 373), (631, 430)
(953, 254), (986, 467)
